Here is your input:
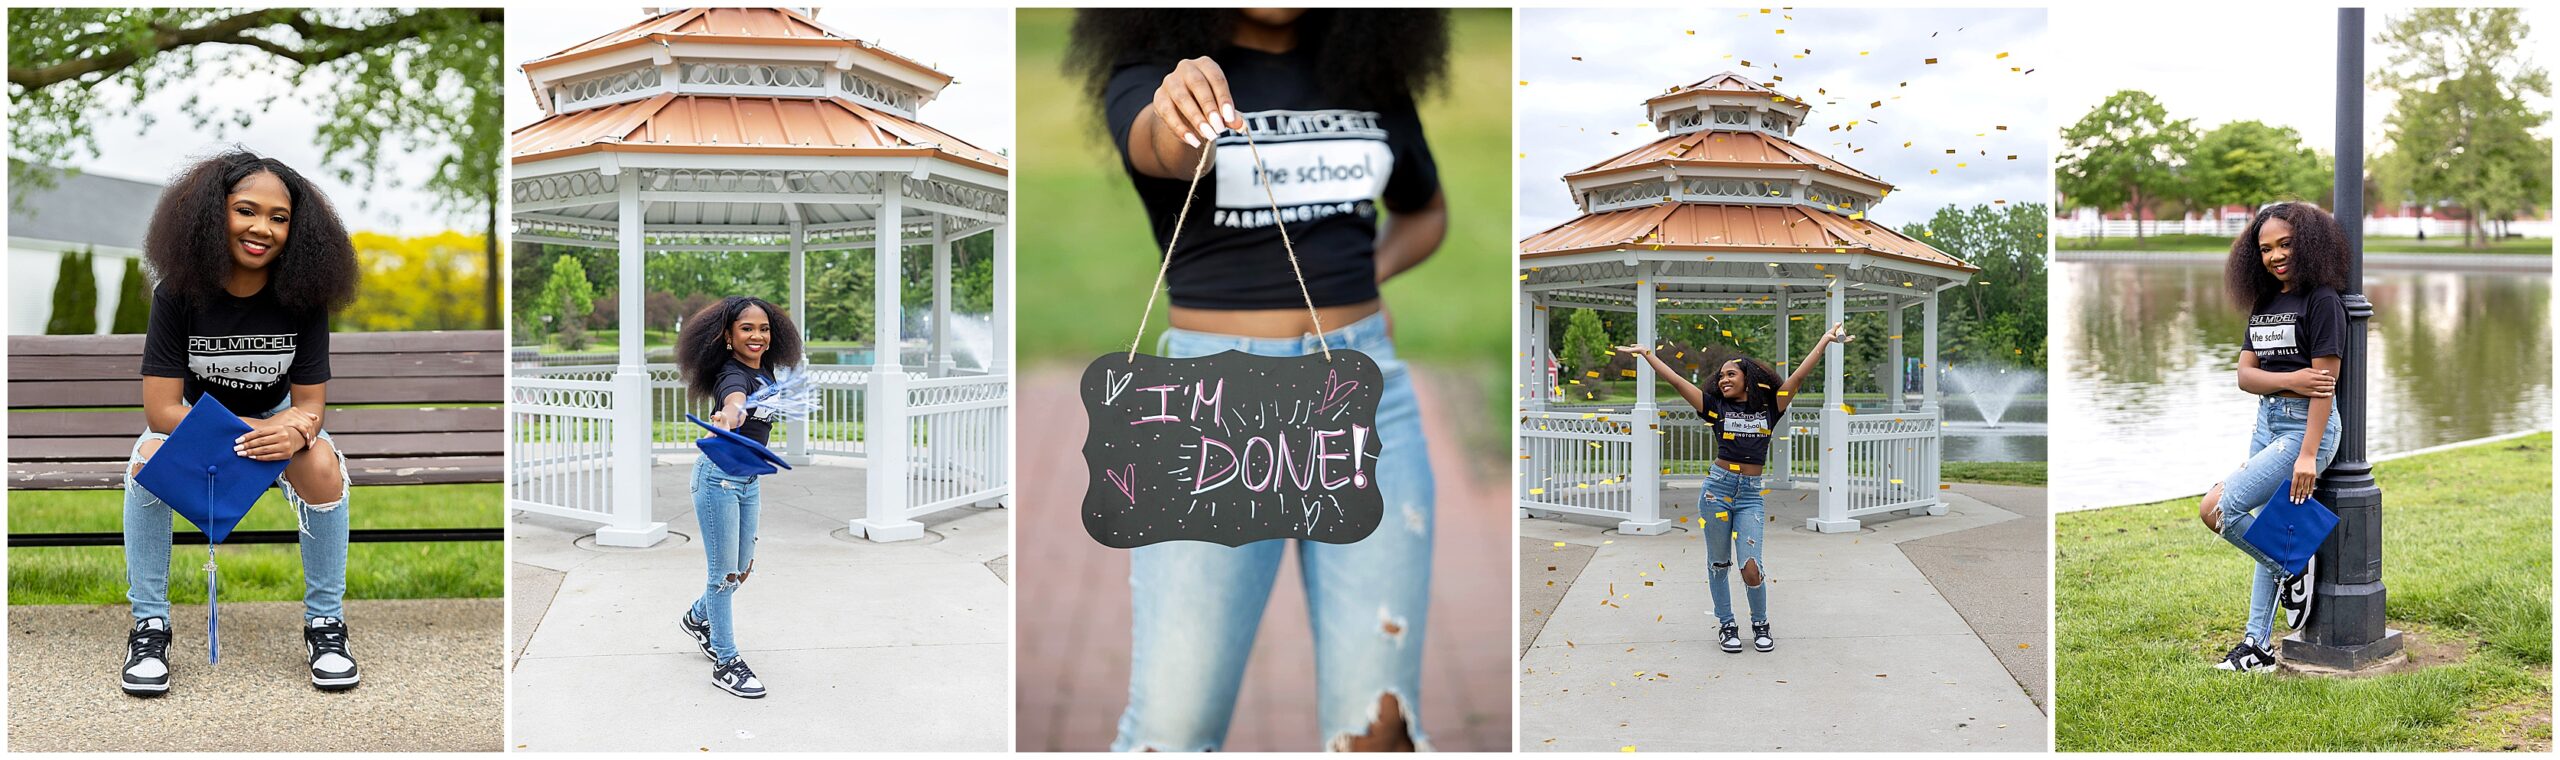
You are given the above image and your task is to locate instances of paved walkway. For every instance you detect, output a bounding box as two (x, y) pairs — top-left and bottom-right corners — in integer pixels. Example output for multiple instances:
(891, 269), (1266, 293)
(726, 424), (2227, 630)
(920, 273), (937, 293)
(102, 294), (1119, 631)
(509, 460), (1010, 752)
(1518, 483), (2048, 752)
(1015, 364), (1512, 752)
(7, 598), (503, 752)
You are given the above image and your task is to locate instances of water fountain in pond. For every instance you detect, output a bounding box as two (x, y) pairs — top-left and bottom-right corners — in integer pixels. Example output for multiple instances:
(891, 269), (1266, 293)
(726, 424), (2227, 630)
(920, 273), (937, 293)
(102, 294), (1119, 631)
(1944, 364), (2038, 428)
(903, 307), (994, 370)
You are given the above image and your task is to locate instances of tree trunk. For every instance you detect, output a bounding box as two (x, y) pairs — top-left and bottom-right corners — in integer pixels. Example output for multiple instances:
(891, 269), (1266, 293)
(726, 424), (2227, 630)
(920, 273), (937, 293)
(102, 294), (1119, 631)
(485, 199), (502, 329)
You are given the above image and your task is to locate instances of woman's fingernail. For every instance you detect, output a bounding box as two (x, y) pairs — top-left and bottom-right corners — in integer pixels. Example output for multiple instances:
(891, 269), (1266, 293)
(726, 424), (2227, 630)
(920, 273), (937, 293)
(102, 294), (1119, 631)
(1182, 132), (1200, 149)
(1200, 121), (1219, 140)
(1222, 103), (1236, 123)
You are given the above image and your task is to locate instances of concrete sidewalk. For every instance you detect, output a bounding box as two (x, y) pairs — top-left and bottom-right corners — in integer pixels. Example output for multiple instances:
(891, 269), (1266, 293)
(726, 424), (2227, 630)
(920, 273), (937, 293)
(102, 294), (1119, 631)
(1519, 483), (2048, 752)
(509, 460), (1010, 752)
(7, 598), (503, 752)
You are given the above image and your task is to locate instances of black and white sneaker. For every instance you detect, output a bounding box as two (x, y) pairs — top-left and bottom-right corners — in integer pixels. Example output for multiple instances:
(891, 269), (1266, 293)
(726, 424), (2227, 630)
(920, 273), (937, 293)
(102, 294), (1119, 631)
(679, 610), (716, 662)
(305, 616), (361, 691)
(1752, 622), (1776, 652)
(121, 617), (172, 696)
(2280, 555), (2316, 630)
(2213, 639), (2277, 673)
(712, 657), (766, 698)
(1717, 623), (1744, 653)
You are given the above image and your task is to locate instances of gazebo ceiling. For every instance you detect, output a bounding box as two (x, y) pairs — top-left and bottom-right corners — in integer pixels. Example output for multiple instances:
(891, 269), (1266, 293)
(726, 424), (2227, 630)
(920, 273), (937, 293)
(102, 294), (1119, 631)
(509, 92), (1008, 174)
(1519, 203), (1978, 275)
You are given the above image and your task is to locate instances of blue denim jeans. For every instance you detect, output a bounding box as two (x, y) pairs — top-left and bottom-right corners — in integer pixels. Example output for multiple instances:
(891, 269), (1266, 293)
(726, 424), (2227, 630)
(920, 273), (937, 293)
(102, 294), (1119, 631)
(690, 456), (762, 662)
(1698, 467), (1769, 625)
(124, 396), (349, 622)
(2214, 394), (2341, 645)
(1112, 311), (1436, 752)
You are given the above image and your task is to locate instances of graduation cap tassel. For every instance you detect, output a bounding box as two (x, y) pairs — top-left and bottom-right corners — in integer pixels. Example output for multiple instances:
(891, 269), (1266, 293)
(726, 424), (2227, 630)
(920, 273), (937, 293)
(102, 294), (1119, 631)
(205, 547), (220, 664)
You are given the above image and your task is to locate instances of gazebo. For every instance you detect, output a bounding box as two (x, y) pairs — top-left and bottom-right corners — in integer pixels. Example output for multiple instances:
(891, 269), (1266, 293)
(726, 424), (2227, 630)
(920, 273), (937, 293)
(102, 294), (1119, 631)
(505, 7), (1010, 545)
(1518, 72), (1974, 534)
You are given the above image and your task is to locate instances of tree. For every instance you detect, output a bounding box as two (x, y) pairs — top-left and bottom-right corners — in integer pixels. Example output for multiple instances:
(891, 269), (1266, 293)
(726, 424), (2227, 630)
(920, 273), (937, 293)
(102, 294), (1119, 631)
(45, 249), (98, 335)
(1901, 203), (2049, 368)
(2189, 120), (2331, 211)
(8, 8), (505, 325)
(110, 256), (151, 333)
(2372, 8), (2551, 248)
(339, 231), (489, 332)
(1557, 307), (1610, 380)
(2056, 90), (2196, 243)
(537, 254), (595, 351)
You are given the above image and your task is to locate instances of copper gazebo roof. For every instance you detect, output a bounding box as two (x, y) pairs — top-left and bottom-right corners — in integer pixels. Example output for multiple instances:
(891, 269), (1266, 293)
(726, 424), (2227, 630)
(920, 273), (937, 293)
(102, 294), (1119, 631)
(1565, 129), (1890, 190)
(1518, 203), (1977, 274)
(509, 93), (1008, 172)
(526, 7), (950, 86)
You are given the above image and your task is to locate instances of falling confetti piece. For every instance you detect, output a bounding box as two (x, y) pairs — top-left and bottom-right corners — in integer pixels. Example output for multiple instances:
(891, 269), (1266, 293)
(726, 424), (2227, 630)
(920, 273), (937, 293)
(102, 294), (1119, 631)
(1924, 57), (1938, 64)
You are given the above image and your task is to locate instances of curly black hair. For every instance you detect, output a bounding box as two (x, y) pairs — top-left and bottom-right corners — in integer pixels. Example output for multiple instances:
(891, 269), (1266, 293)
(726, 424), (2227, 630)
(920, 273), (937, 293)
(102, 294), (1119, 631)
(2224, 201), (2349, 312)
(1722, 357), (1785, 416)
(676, 296), (804, 402)
(143, 148), (358, 314)
(1066, 8), (1450, 118)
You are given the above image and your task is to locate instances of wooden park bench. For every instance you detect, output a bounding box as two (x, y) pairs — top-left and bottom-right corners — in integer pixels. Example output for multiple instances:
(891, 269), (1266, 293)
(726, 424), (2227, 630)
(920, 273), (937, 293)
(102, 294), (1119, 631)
(8, 330), (505, 546)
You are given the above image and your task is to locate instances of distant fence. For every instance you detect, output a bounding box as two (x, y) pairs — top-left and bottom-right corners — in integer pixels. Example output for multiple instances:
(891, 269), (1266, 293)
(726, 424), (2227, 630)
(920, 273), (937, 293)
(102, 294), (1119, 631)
(2054, 216), (2552, 239)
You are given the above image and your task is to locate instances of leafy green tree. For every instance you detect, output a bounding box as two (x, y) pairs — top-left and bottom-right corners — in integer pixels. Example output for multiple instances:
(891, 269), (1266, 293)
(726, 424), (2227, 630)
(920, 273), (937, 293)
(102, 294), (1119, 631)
(45, 248), (98, 335)
(2372, 8), (2551, 248)
(8, 7), (505, 325)
(2056, 90), (2196, 243)
(2190, 120), (2332, 211)
(538, 255), (595, 351)
(110, 256), (151, 333)
(1558, 307), (1610, 380)
(1902, 203), (2049, 368)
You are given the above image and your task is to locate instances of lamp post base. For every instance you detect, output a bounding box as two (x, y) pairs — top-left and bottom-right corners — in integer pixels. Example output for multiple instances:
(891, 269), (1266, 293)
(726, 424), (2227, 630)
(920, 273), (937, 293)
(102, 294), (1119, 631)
(2282, 626), (2404, 671)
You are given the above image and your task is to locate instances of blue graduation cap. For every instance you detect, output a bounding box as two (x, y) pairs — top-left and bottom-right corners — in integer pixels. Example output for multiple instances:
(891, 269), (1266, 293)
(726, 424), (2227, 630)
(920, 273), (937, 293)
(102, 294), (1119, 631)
(2242, 480), (2339, 577)
(133, 400), (288, 663)
(687, 414), (792, 477)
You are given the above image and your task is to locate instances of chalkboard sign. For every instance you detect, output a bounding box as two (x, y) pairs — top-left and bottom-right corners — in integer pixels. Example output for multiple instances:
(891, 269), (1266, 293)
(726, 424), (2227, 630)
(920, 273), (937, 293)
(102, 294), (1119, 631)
(1079, 350), (1386, 548)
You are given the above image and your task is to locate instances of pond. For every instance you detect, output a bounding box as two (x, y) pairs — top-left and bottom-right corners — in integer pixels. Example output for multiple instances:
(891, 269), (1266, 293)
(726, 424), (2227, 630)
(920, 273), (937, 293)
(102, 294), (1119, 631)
(2052, 257), (2552, 510)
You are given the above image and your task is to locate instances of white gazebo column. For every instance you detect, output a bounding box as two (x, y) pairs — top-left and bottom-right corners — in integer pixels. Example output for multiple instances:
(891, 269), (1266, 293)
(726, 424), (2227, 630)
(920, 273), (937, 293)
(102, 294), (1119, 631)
(1771, 289), (1791, 484)
(928, 216), (954, 377)
(1623, 261), (1670, 535)
(1809, 278), (1856, 532)
(599, 178), (668, 547)
(786, 218), (810, 464)
(858, 182), (923, 541)
(1921, 291), (1941, 413)
(1527, 296), (1551, 411)
(987, 223), (1011, 378)
(1888, 298), (1907, 413)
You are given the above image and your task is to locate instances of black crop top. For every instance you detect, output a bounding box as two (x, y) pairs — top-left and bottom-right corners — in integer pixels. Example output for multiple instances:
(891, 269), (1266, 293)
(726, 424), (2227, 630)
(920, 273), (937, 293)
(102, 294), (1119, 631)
(712, 357), (779, 446)
(1104, 45), (1440, 310)
(2245, 286), (2346, 378)
(138, 283), (331, 417)
(1697, 395), (1776, 467)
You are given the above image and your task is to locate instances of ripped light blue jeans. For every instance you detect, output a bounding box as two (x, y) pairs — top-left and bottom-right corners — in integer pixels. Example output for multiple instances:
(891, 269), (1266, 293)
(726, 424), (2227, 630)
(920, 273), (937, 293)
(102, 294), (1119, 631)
(1698, 466), (1769, 626)
(690, 456), (762, 663)
(124, 395), (349, 622)
(2213, 394), (2341, 646)
(1112, 311), (1436, 752)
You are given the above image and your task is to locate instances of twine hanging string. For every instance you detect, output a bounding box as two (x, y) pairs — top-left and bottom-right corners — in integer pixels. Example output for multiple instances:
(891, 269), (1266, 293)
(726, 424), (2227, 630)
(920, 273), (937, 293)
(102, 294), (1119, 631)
(1125, 123), (1334, 362)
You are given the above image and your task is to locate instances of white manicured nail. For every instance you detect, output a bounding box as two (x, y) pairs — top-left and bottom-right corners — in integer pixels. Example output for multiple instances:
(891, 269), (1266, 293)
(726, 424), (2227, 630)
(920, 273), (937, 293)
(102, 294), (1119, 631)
(1222, 103), (1236, 123)
(1182, 132), (1200, 149)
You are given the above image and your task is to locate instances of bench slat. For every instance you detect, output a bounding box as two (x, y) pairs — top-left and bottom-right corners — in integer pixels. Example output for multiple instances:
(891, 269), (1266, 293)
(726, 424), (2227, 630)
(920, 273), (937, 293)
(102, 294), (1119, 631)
(11, 432), (503, 462)
(9, 407), (502, 438)
(8, 330), (501, 355)
(13, 456), (505, 490)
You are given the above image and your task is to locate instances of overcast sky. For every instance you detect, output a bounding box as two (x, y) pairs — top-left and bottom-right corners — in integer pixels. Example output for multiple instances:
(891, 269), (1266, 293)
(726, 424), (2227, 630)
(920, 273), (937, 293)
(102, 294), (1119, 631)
(502, 7), (1015, 158)
(1515, 7), (2049, 233)
(2051, 5), (2554, 157)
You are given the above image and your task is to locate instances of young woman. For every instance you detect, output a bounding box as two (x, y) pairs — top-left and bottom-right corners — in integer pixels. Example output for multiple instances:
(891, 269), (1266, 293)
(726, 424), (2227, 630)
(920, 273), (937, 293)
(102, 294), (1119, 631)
(2195, 202), (2348, 673)
(674, 295), (802, 699)
(122, 150), (359, 696)
(1619, 323), (1848, 654)
(1069, 8), (1450, 751)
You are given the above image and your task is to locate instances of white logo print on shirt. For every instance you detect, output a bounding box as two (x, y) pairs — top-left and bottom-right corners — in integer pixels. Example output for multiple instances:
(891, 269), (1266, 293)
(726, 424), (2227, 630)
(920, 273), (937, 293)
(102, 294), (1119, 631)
(2249, 313), (2301, 356)
(186, 334), (295, 391)
(1212, 109), (1395, 229)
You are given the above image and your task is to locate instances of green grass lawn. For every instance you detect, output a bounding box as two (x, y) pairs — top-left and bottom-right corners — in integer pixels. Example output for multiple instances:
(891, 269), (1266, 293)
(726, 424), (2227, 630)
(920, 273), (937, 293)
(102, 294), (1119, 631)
(2060, 233), (2552, 255)
(2056, 433), (2551, 751)
(1942, 461), (2046, 486)
(8, 484), (504, 605)
(1012, 9), (1510, 368)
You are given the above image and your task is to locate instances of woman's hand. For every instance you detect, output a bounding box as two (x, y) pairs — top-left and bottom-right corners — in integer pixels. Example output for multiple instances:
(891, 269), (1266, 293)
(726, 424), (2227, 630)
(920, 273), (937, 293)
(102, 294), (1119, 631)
(234, 413), (311, 462)
(2281, 367), (2337, 398)
(1153, 56), (1243, 150)
(1613, 344), (1652, 355)
(2290, 452), (2320, 503)
(1823, 322), (1852, 344)
(712, 403), (747, 431)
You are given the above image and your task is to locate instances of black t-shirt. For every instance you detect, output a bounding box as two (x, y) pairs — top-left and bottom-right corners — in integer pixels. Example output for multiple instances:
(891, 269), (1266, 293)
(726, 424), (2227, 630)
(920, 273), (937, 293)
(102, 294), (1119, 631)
(138, 284), (331, 417)
(712, 357), (780, 446)
(1105, 45), (1440, 310)
(2245, 286), (2346, 377)
(1696, 395), (1776, 467)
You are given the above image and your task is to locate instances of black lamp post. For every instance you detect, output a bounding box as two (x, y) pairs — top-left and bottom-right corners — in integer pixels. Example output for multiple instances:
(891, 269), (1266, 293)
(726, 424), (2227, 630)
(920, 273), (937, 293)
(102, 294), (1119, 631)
(2284, 6), (2403, 669)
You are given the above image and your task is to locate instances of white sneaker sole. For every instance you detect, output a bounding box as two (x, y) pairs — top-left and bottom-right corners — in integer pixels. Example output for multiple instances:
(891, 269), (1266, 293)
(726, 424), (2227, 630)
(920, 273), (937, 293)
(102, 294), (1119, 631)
(120, 677), (169, 695)
(312, 673), (361, 689)
(715, 681), (767, 699)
